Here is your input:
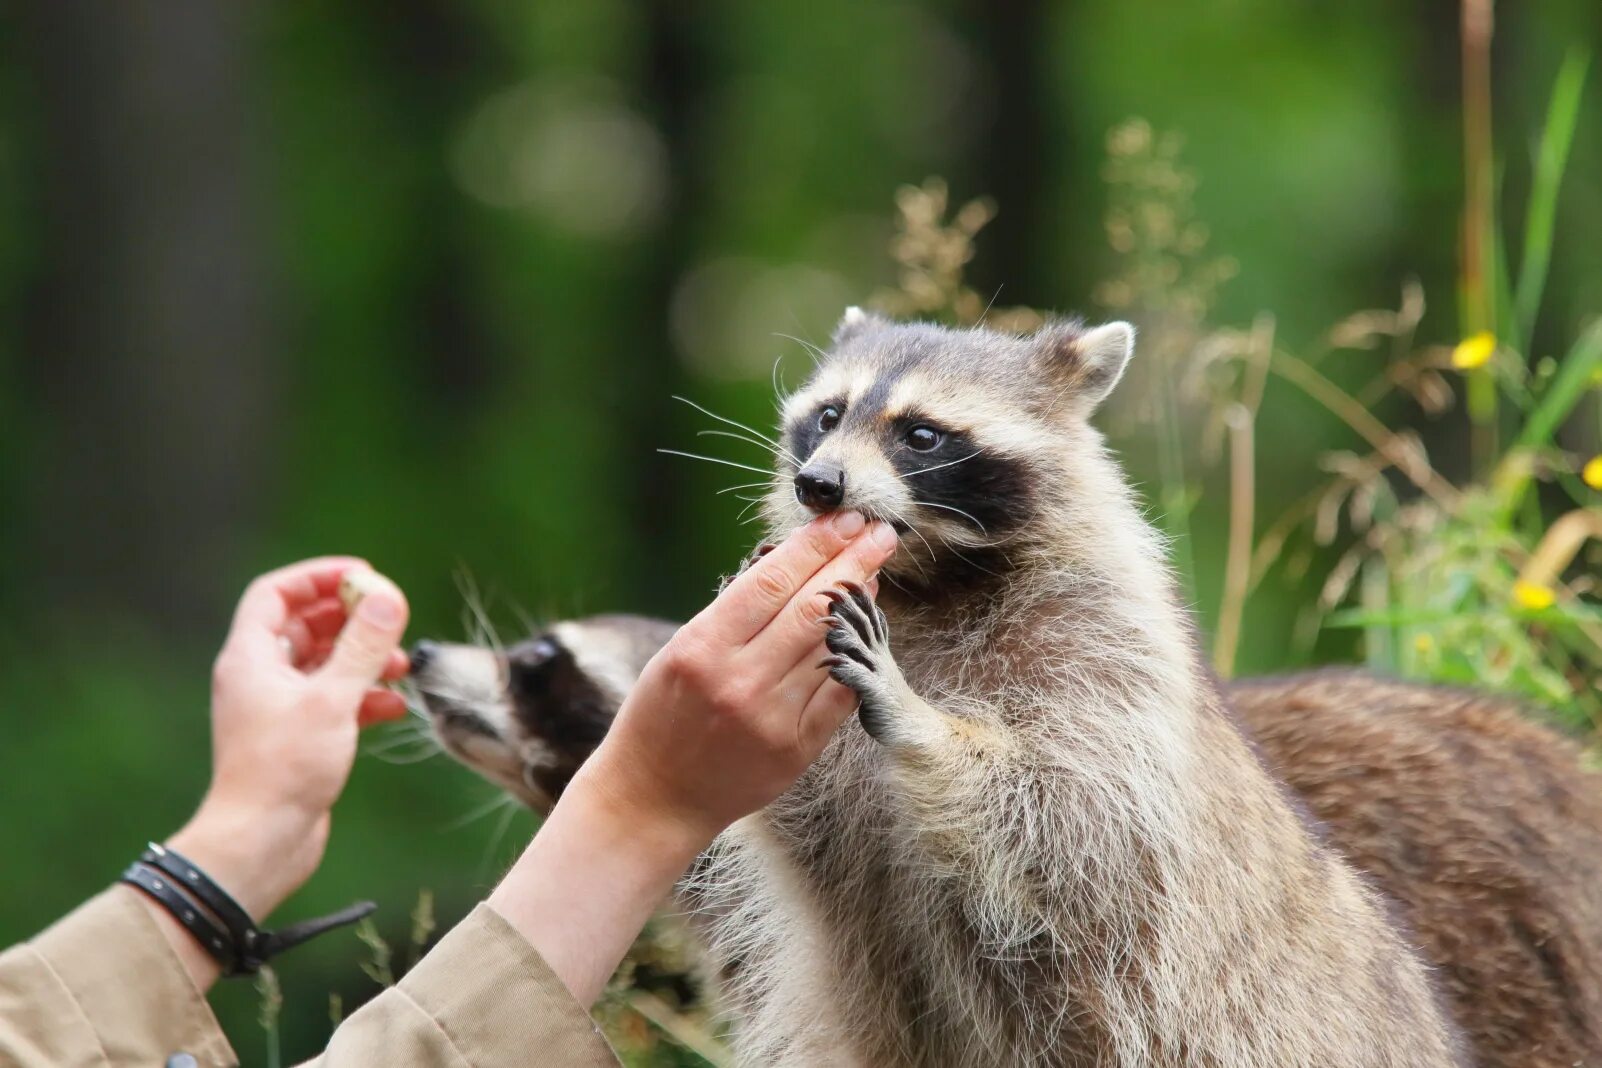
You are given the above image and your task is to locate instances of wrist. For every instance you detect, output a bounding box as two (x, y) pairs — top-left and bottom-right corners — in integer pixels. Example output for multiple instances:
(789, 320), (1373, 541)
(488, 763), (709, 1005)
(564, 753), (716, 871)
(166, 800), (327, 921)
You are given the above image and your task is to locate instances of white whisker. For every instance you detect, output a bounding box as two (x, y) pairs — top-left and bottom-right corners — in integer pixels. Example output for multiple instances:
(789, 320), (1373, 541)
(735, 496), (768, 524)
(771, 354), (791, 410)
(899, 450), (986, 479)
(673, 395), (793, 456)
(717, 480), (777, 496)
(773, 331), (829, 366)
(657, 449), (777, 478)
(696, 428), (800, 467)
(913, 499), (989, 534)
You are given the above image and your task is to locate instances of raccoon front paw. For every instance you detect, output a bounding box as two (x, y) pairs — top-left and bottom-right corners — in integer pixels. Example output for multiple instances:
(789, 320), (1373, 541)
(819, 581), (902, 743)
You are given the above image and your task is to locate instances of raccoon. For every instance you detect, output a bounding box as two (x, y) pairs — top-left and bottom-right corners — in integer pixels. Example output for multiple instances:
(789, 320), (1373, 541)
(716, 312), (1462, 1064)
(415, 627), (1602, 1068)
(411, 311), (1583, 1065)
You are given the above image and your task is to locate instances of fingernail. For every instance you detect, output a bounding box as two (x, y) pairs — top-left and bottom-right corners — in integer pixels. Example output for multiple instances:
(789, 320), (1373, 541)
(358, 593), (402, 627)
(870, 521), (898, 551)
(832, 510), (866, 538)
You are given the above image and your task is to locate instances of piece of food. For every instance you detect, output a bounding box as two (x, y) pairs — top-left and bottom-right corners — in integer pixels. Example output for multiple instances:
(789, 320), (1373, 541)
(339, 568), (388, 615)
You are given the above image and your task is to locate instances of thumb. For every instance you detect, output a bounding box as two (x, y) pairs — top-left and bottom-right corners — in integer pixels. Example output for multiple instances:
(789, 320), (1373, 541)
(320, 572), (409, 697)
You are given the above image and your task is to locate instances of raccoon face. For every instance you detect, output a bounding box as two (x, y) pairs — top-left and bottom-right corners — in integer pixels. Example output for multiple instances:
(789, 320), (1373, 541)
(409, 615), (676, 810)
(764, 309), (1135, 593)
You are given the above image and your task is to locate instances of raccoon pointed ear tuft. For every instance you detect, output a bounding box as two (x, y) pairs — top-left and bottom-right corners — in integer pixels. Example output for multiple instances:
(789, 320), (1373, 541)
(1034, 320), (1135, 411)
(833, 305), (890, 345)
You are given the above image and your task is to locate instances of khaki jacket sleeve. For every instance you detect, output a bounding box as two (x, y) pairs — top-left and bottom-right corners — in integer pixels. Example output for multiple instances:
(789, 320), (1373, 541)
(0, 885), (236, 1068)
(0, 889), (617, 1068)
(300, 903), (618, 1068)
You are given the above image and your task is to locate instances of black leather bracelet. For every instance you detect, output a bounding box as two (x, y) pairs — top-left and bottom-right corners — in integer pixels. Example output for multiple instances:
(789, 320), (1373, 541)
(120, 860), (234, 964)
(139, 844), (257, 953)
(120, 844), (377, 977)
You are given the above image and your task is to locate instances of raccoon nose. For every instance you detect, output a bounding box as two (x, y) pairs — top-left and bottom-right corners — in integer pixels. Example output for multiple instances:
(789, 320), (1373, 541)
(409, 639), (439, 675)
(795, 466), (846, 512)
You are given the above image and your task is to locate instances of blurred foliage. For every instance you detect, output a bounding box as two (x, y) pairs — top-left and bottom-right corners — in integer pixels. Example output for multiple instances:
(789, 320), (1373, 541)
(1, 2), (1600, 1064)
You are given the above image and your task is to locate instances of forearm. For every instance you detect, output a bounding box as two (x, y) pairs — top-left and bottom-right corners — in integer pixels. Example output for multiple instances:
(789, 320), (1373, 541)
(487, 767), (707, 1007)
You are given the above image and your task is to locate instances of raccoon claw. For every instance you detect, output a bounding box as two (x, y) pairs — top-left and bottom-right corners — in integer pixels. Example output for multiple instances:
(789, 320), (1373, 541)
(819, 583), (899, 743)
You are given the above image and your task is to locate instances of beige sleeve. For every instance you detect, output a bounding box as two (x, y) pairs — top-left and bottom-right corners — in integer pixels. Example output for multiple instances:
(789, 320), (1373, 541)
(299, 903), (619, 1068)
(0, 885), (236, 1068)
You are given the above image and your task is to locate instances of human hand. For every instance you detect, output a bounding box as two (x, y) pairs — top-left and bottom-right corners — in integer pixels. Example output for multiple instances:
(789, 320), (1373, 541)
(487, 513), (896, 1004)
(167, 557), (410, 920)
(575, 511), (899, 853)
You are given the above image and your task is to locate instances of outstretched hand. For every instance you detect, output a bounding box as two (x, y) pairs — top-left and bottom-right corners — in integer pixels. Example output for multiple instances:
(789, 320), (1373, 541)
(169, 557), (410, 922)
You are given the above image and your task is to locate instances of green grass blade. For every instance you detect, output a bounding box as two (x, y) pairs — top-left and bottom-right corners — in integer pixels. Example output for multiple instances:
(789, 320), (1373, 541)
(1514, 318), (1602, 454)
(1515, 49), (1590, 351)
(1497, 318), (1602, 519)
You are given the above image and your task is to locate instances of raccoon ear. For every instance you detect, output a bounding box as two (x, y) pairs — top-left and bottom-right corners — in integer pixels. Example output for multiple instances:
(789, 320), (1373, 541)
(1034, 320), (1135, 411)
(833, 305), (890, 345)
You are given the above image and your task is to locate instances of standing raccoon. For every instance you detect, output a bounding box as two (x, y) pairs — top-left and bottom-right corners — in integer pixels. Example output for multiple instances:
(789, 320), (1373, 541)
(686, 310), (1464, 1065)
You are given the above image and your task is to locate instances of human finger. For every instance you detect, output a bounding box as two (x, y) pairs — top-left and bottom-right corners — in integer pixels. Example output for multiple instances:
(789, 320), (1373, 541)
(295, 598), (349, 641)
(382, 649), (409, 680)
(229, 557), (368, 656)
(742, 521), (896, 666)
(702, 512), (868, 646)
(358, 688), (409, 727)
(317, 573), (410, 703)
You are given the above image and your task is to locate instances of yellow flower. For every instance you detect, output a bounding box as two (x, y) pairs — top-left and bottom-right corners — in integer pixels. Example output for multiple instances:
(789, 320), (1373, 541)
(1452, 331), (1496, 370)
(1412, 633), (1435, 655)
(1584, 456), (1602, 490)
(1512, 580), (1556, 610)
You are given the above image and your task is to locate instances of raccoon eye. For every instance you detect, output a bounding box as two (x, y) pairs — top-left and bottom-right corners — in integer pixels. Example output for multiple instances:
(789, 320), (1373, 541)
(905, 425), (943, 452)
(818, 405), (842, 433)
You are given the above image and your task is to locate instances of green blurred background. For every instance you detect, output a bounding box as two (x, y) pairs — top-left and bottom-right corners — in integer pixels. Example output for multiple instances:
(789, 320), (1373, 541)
(1, 1), (1599, 1061)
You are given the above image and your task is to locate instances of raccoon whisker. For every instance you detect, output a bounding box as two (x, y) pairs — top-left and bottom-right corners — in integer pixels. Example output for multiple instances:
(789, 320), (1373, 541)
(508, 601), (540, 637)
(657, 449), (777, 478)
(898, 450), (986, 478)
(454, 567), (505, 657)
(979, 282), (1004, 322)
(734, 496), (768, 524)
(771, 354), (791, 411)
(911, 499), (989, 534)
(364, 740), (445, 765)
(716, 480), (778, 496)
(442, 790), (522, 832)
(478, 796), (525, 885)
(884, 507), (935, 564)
(696, 428), (801, 468)
(933, 528), (1006, 579)
(878, 566), (917, 599)
(397, 679), (431, 723)
(673, 395), (798, 460)
(878, 504), (936, 583)
(363, 727), (435, 755)
(773, 331), (829, 367)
